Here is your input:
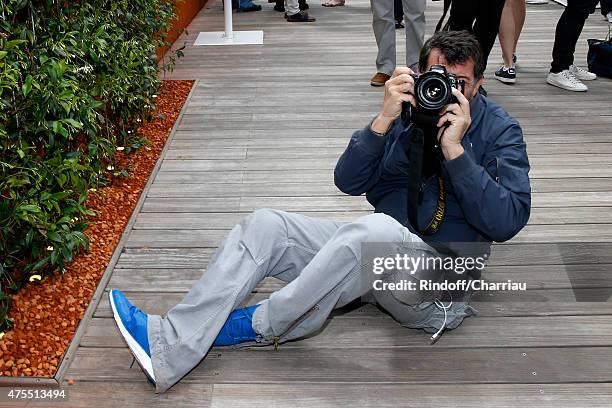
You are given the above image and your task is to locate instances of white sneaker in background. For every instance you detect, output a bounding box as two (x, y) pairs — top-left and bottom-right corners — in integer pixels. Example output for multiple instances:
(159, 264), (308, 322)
(569, 64), (597, 81)
(525, 0), (548, 4)
(606, 12), (612, 23)
(547, 70), (588, 92)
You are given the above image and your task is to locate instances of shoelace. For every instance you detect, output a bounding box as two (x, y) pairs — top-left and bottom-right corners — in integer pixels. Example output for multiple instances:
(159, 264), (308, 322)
(562, 71), (581, 84)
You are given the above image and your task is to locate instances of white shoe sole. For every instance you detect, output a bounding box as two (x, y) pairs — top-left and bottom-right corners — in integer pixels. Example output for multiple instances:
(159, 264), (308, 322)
(109, 290), (156, 383)
(546, 77), (587, 92)
(494, 75), (516, 84)
(573, 75), (596, 81)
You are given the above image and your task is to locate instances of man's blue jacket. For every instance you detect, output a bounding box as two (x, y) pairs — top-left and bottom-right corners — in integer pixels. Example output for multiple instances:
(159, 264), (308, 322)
(334, 93), (531, 255)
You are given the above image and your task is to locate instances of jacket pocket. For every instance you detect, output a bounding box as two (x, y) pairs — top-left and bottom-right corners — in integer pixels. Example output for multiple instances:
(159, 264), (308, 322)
(485, 157), (500, 183)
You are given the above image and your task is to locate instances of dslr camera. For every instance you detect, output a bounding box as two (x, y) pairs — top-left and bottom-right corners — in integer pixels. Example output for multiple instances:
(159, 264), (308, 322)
(402, 64), (465, 120)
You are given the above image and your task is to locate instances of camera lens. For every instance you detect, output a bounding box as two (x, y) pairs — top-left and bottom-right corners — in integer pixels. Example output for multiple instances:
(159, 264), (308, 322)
(416, 75), (451, 112)
(424, 83), (443, 101)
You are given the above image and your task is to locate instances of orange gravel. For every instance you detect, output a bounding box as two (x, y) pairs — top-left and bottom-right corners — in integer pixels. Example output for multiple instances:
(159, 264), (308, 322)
(0, 80), (194, 378)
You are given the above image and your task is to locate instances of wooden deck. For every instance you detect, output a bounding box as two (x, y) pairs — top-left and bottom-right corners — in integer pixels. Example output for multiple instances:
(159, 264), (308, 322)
(61, 1), (612, 406)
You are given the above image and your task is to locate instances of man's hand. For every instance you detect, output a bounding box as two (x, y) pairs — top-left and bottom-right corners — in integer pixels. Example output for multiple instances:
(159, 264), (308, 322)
(436, 87), (471, 160)
(371, 67), (417, 135)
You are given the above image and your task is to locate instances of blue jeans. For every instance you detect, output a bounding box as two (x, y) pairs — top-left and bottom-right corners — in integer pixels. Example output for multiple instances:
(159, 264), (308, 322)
(239, 0), (255, 9)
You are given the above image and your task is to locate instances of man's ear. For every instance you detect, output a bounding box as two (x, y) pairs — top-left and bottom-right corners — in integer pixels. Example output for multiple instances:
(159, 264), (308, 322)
(472, 77), (485, 98)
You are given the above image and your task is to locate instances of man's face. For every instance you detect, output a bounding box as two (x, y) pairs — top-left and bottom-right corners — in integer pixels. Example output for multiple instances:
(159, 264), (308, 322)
(424, 49), (484, 102)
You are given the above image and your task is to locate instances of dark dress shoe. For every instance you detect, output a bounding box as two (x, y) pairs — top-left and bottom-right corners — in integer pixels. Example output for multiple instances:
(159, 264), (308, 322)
(286, 11), (316, 21)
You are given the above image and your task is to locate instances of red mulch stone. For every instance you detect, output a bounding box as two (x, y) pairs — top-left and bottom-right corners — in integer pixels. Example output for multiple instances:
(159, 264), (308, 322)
(0, 80), (194, 378)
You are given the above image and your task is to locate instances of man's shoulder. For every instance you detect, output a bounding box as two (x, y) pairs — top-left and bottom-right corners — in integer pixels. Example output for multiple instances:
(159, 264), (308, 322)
(471, 95), (522, 144)
(478, 94), (520, 128)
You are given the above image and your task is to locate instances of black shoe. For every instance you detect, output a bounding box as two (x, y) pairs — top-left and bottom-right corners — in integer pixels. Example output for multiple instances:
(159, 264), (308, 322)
(395, 20), (404, 29)
(299, 0), (309, 10)
(273, 1), (285, 11)
(286, 11), (316, 21)
(239, 3), (262, 11)
(494, 66), (516, 84)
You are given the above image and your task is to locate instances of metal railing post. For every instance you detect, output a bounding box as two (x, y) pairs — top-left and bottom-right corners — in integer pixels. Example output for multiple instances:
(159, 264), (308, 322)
(223, 0), (234, 39)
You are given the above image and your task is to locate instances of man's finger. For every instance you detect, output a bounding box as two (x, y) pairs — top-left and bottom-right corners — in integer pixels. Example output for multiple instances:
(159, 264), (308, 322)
(439, 103), (461, 116)
(391, 66), (414, 78)
(387, 73), (415, 87)
(399, 93), (417, 107)
(391, 80), (415, 94)
(451, 88), (470, 114)
(436, 113), (455, 128)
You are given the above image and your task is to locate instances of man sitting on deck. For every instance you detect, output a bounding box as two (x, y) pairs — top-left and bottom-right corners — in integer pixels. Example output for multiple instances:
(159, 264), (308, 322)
(109, 31), (531, 393)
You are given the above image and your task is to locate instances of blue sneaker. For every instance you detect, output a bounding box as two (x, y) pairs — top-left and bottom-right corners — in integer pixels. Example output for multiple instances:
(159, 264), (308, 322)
(109, 290), (155, 384)
(213, 304), (260, 346)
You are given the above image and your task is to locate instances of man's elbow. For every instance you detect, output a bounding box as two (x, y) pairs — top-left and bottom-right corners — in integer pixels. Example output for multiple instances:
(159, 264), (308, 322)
(491, 206), (531, 243)
(334, 169), (364, 196)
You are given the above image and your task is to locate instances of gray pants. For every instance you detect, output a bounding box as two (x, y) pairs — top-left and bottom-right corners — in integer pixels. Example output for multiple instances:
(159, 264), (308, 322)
(148, 209), (474, 393)
(371, 0), (426, 74)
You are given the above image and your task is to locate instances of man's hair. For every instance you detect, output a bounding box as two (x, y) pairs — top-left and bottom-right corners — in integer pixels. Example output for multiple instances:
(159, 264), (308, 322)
(418, 30), (484, 79)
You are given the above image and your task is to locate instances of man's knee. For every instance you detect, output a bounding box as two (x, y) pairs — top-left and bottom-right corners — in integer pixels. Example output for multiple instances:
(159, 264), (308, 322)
(244, 208), (286, 232)
(239, 209), (288, 252)
(354, 213), (405, 243)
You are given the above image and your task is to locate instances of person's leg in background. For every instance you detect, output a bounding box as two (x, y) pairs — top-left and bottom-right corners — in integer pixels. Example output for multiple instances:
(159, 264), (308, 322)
(370, 0), (397, 85)
(495, 0), (525, 84)
(402, 0), (426, 71)
(394, 0), (405, 28)
(601, 0), (612, 22)
(448, 0), (477, 32)
(472, 0), (506, 72)
(238, 0), (262, 12)
(547, 0), (598, 91)
(285, 0), (316, 21)
(322, 0), (345, 7)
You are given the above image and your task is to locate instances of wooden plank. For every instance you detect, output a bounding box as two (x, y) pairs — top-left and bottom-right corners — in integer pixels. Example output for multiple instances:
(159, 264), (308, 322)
(93, 289), (612, 319)
(138, 194), (612, 213)
(16, 382), (212, 408)
(159, 156), (612, 172)
(82, 314), (612, 349)
(155, 170), (612, 187)
(209, 383), (612, 408)
(134, 207), (612, 230)
(103, 263), (612, 291)
(124, 224), (612, 247)
(132, 208), (612, 229)
(66, 346), (612, 383)
(115, 243), (612, 269)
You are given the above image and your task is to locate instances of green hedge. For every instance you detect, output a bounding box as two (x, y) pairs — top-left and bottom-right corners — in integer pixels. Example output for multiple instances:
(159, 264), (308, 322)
(0, 0), (181, 331)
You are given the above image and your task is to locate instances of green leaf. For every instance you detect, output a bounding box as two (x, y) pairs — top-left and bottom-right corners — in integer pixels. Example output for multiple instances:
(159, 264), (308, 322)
(25, 230), (34, 247)
(18, 204), (41, 213)
(22, 75), (33, 97)
(5, 39), (26, 50)
(47, 231), (62, 242)
(32, 257), (49, 271)
(0, 51), (7, 60)
(61, 118), (82, 128)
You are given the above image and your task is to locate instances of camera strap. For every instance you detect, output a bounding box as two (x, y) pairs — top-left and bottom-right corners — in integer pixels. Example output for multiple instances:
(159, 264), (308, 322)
(406, 125), (446, 235)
